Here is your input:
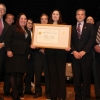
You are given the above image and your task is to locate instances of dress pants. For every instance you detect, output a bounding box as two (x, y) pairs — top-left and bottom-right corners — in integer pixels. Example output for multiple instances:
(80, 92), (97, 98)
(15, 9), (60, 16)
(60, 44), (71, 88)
(92, 52), (100, 99)
(46, 53), (66, 98)
(25, 50), (34, 92)
(34, 51), (50, 94)
(0, 50), (5, 100)
(95, 54), (100, 98)
(72, 58), (92, 100)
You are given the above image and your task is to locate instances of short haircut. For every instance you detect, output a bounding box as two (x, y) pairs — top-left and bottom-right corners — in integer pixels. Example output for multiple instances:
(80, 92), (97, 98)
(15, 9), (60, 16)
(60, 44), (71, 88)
(5, 14), (14, 19)
(40, 13), (48, 20)
(27, 18), (33, 23)
(76, 9), (86, 15)
(0, 3), (6, 12)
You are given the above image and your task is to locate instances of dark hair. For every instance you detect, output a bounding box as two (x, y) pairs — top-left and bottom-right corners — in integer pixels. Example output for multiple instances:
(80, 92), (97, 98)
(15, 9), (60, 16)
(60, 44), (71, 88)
(27, 18), (33, 23)
(5, 13), (14, 19)
(49, 9), (63, 24)
(15, 13), (27, 33)
(40, 13), (48, 20)
(76, 9), (86, 15)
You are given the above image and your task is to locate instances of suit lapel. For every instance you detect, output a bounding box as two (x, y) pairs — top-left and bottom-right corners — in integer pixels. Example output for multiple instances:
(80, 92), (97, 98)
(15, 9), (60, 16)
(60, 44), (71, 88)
(80, 23), (87, 38)
(1, 21), (9, 36)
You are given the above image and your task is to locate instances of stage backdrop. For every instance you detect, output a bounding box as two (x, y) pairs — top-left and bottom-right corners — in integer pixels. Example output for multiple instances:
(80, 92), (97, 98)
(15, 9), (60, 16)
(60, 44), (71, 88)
(0, 0), (100, 24)
(0, 0), (99, 83)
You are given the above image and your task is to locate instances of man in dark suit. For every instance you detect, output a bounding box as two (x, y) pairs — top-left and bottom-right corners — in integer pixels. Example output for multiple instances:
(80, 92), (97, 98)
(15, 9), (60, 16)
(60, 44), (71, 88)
(94, 21), (100, 100)
(0, 3), (9, 100)
(71, 9), (96, 100)
(86, 16), (100, 100)
(24, 19), (34, 94)
(3, 13), (14, 97)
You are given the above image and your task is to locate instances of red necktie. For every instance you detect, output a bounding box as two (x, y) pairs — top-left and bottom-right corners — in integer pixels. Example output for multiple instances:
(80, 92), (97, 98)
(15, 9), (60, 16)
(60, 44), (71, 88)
(0, 19), (3, 36)
(77, 23), (81, 39)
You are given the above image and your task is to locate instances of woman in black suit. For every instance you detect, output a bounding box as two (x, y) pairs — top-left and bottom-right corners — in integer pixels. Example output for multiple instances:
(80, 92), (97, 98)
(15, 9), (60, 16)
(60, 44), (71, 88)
(45, 9), (70, 100)
(5, 13), (31, 100)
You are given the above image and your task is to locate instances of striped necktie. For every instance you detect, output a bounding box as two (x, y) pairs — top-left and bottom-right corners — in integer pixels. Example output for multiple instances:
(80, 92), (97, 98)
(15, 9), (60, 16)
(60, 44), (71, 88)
(96, 26), (100, 44)
(77, 23), (81, 39)
(0, 19), (3, 36)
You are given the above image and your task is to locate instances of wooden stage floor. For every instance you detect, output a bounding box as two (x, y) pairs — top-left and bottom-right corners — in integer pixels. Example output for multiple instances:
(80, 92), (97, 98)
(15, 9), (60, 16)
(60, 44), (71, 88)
(0, 82), (96, 100)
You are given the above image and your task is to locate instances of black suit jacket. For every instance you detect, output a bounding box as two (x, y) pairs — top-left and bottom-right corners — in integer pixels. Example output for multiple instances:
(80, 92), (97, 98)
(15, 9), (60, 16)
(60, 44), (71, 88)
(5, 25), (31, 55)
(94, 21), (100, 57)
(0, 21), (9, 55)
(71, 23), (96, 59)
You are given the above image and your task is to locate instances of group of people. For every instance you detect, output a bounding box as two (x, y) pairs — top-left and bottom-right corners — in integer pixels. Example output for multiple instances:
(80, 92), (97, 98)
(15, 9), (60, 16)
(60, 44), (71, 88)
(0, 2), (100, 100)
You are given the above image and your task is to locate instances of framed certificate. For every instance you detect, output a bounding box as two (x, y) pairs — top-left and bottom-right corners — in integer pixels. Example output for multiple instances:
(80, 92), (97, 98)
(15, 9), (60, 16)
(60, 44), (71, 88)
(31, 23), (72, 49)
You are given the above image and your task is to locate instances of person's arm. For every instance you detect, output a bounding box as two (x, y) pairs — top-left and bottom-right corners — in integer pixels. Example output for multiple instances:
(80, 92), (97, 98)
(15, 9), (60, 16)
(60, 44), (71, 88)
(83, 24), (96, 53)
(5, 25), (14, 57)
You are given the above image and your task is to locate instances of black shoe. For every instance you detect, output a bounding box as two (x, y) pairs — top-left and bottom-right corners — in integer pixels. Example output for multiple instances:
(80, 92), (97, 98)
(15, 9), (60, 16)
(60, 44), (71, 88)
(58, 98), (66, 100)
(24, 91), (33, 95)
(19, 93), (24, 99)
(45, 92), (50, 99)
(0, 97), (4, 100)
(13, 97), (21, 100)
(51, 97), (57, 100)
(96, 96), (100, 100)
(4, 92), (11, 96)
(33, 93), (42, 98)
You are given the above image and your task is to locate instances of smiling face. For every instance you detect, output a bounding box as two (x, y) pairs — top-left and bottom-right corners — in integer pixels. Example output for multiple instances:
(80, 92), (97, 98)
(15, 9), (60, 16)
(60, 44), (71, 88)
(19, 14), (27, 27)
(0, 4), (6, 18)
(5, 14), (14, 25)
(86, 16), (94, 24)
(41, 15), (48, 24)
(52, 10), (60, 22)
(76, 9), (86, 22)
(26, 19), (33, 30)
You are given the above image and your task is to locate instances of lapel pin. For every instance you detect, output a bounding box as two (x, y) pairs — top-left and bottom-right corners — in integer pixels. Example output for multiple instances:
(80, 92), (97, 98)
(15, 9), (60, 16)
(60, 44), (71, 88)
(84, 27), (86, 29)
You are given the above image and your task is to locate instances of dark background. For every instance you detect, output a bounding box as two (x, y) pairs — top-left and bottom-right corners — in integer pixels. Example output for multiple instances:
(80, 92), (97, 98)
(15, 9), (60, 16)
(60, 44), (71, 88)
(1, 0), (100, 25)
(0, 0), (99, 83)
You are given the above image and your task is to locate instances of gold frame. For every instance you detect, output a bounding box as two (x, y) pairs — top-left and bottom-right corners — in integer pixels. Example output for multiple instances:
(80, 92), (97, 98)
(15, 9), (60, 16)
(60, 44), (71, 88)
(31, 23), (72, 49)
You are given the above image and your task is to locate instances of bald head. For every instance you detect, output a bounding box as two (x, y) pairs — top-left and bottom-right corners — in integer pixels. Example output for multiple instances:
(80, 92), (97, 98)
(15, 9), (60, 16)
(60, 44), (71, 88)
(86, 16), (94, 24)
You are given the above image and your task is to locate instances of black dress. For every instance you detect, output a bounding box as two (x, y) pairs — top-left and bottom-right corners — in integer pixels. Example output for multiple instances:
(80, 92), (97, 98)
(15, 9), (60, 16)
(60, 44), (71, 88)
(5, 25), (31, 73)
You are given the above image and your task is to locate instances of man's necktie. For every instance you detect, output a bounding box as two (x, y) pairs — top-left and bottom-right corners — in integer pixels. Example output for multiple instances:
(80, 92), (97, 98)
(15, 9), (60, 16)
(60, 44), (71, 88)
(77, 23), (81, 39)
(0, 19), (3, 36)
(96, 26), (100, 44)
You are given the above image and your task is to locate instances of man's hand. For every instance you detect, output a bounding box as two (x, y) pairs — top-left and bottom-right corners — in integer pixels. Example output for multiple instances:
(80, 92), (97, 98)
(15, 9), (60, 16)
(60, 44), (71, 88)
(73, 51), (81, 59)
(7, 51), (13, 57)
(0, 43), (4, 49)
(94, 45), (100, 53)
(79, 51), (86, 57)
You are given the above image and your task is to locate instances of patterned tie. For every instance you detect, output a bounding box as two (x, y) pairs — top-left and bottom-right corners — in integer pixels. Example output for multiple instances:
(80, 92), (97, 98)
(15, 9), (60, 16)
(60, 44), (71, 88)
(96, 26), (100, 44)
(77, 23), (81, 39)
(0, 19), (3, 36)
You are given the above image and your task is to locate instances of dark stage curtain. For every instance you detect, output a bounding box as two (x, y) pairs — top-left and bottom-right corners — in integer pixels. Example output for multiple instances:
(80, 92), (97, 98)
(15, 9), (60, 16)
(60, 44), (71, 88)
(0, 0), (100, 24)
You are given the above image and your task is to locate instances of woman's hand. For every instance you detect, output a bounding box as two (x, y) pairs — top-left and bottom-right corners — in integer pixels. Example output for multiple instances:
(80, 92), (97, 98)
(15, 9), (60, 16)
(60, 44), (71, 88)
(65, 47), (71, 51)
(30, 45), (36, 49)
(39, 48), (45, 54)
(7, 51), (13, 57)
